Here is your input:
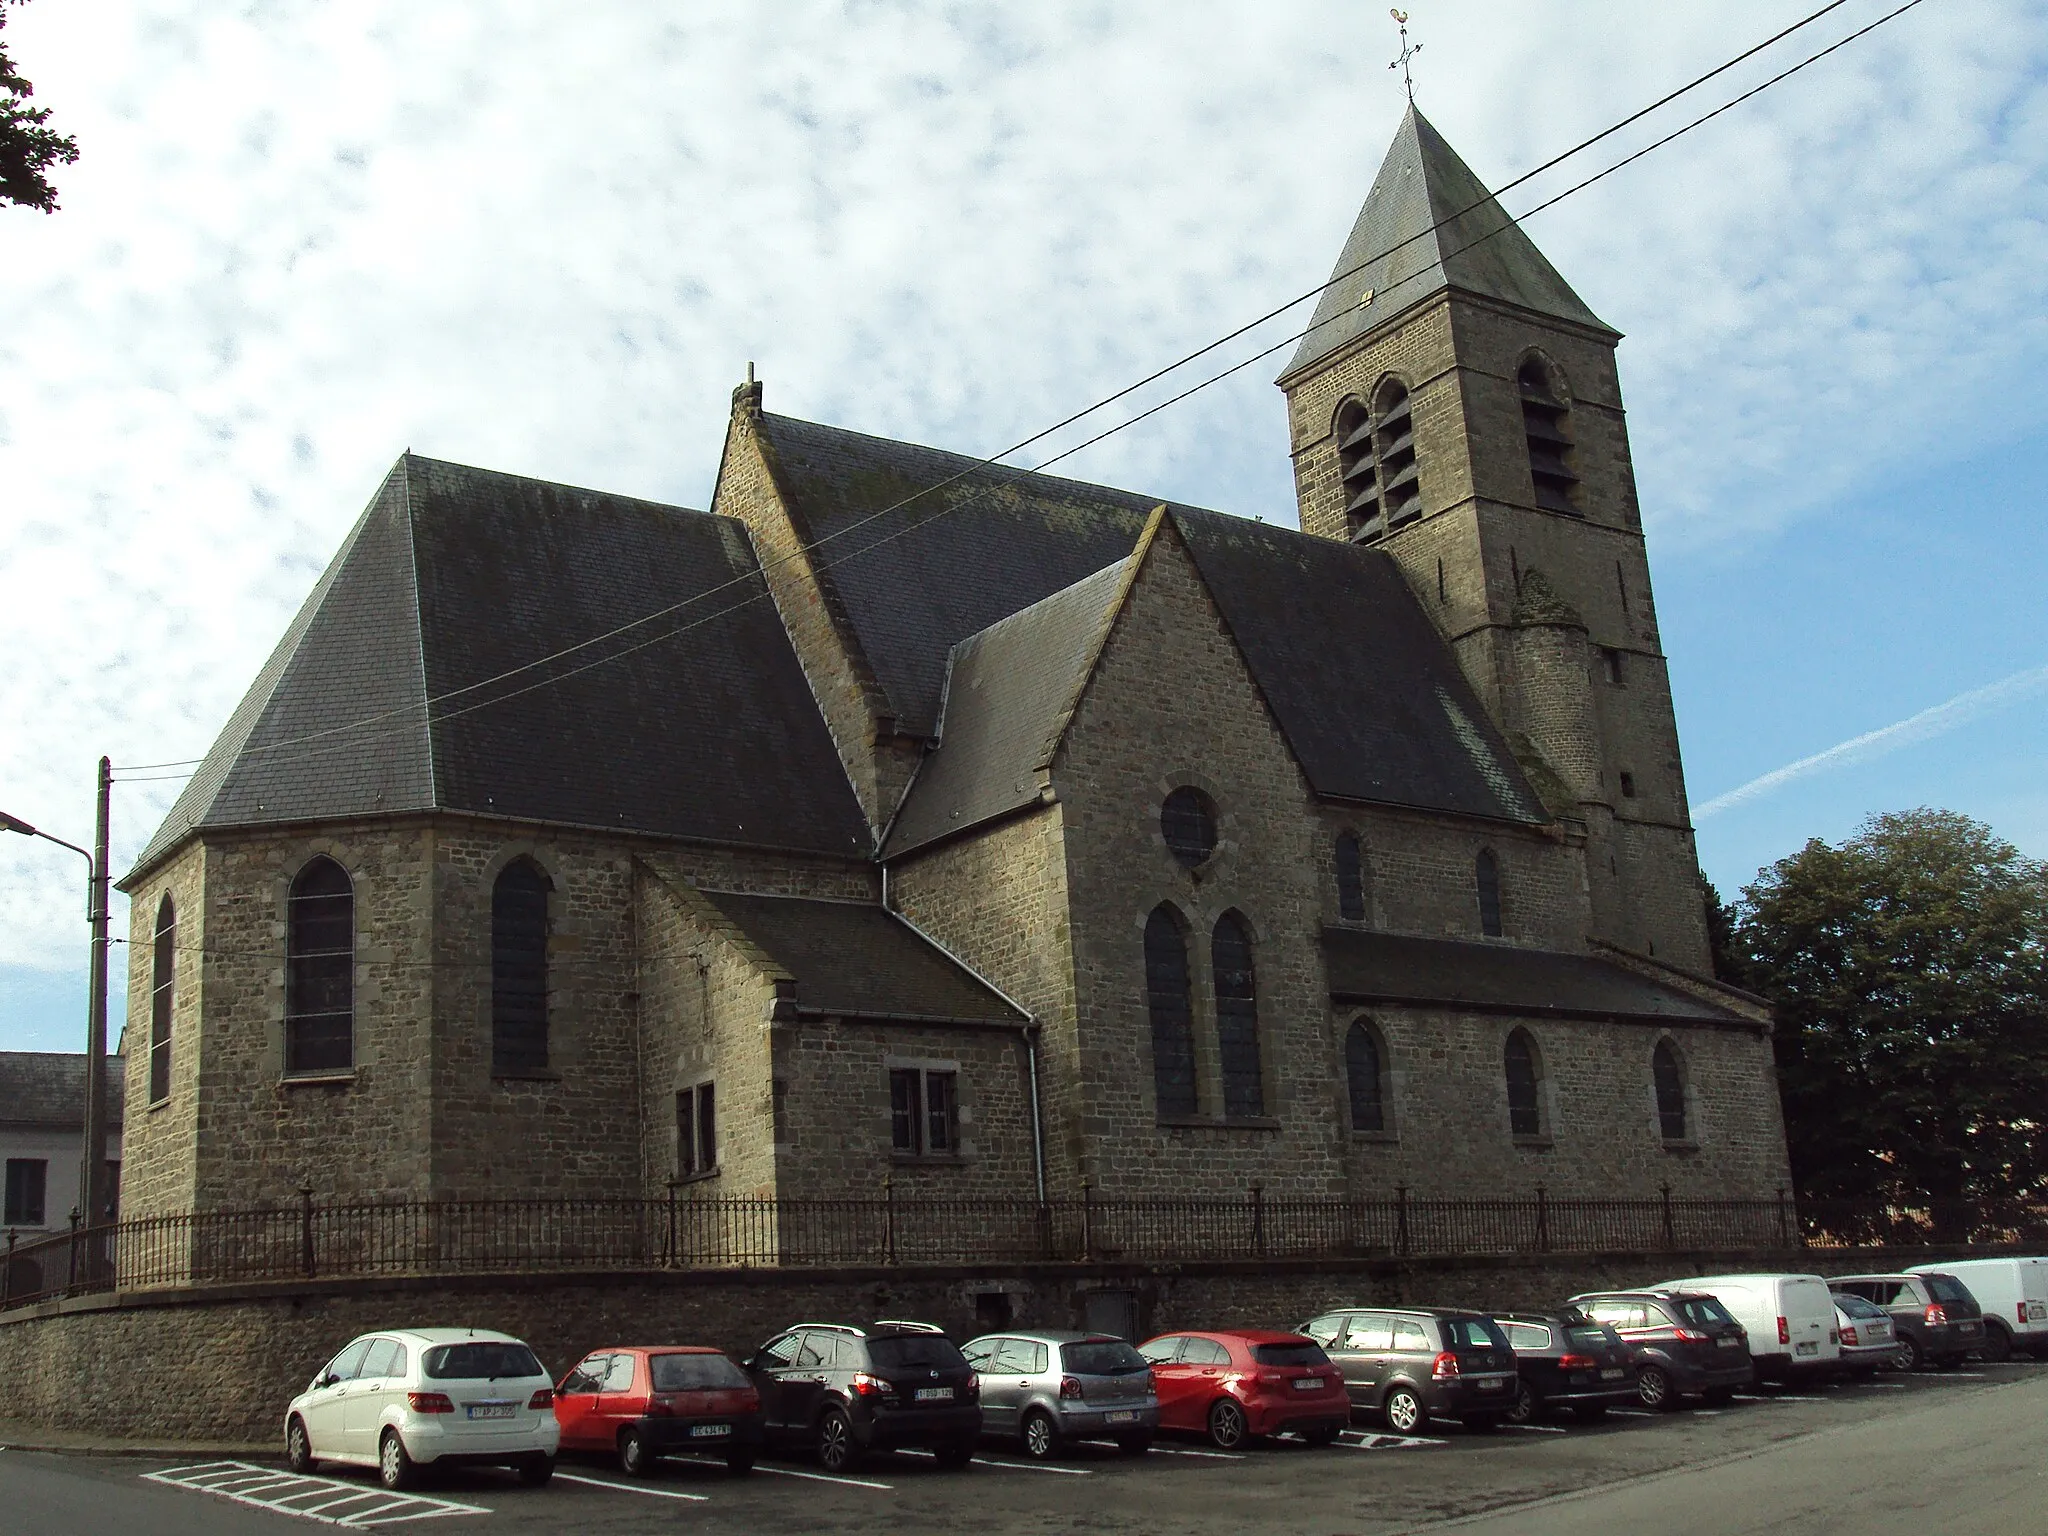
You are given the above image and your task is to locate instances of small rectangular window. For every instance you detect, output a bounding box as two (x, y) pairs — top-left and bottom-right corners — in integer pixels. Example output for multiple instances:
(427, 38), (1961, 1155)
(677, 1082), (717, 1177)
(889, 1067), (960, 1157)
(4, 1159), (49, 1226)
(1619, 771), (1637, 798)
(1600, 647), (1624, 686)
(772, 1077), (789, 1144)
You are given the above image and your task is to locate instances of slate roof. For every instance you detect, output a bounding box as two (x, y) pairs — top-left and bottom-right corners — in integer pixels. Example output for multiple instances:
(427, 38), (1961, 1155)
(0, 1053), (125, 1130)
(135, 456), (870, 874)
(1281, 106), (1613, 383)
(692, 891), (1026, 1025)
(1322, 929), (1751, 1026)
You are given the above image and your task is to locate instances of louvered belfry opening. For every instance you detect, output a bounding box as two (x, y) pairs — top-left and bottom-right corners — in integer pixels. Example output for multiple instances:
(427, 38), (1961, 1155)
(1335, 397), (1379, 539)
(1337, 380), (1420, 544)
(492, 859), (551, 1075)
(1518, 358), (1580, 514)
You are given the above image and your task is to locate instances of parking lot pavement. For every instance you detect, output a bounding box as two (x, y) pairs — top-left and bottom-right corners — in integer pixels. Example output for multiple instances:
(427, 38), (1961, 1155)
(4, 1359), (2045, 1535)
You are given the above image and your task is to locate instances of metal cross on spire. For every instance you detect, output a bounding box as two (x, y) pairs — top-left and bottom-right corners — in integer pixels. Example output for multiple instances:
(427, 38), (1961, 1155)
(1389, 9), (1421, 104)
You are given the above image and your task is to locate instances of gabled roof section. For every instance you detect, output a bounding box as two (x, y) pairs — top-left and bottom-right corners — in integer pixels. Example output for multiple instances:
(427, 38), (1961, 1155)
(0, 1052), (125, 1130)
(884, 545), (1141, 857)
(691, 890), (1027, 1025)
(1281, 106), (1613, 382)
(135, 456), (870, 874)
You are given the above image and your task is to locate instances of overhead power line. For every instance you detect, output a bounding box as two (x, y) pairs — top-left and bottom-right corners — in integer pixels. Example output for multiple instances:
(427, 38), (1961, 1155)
(114, 0), (1920, 786)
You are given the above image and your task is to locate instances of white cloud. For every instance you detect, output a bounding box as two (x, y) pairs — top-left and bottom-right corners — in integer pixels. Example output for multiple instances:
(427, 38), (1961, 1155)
(2, 0), (2046, 1024)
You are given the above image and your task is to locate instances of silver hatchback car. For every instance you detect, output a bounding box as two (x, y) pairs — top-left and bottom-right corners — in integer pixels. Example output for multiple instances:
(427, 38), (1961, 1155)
(962, 1331), (1159, 1459)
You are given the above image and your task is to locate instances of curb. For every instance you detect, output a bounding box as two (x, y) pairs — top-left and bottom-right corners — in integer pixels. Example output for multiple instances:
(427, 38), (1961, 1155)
(0, 1440), (272, 1459)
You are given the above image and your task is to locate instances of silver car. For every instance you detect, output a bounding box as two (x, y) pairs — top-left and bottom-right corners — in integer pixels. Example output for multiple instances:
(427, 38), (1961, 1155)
(962, 1331), (1159, 1459)
(1833, 1293), (1898, 1376)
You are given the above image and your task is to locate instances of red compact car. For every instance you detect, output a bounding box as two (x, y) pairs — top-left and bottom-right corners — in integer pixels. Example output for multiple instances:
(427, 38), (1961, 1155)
(554, 1345), (764, 1475)
(1137, 1330), (1350, 1449)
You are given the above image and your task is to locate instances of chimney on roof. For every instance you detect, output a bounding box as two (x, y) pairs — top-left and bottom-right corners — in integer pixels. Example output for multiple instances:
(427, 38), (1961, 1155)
(733, 362), (763, 420)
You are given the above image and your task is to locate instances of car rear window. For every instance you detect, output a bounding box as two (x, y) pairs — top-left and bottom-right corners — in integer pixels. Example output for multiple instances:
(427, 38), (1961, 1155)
(868, 1335), (968, 1372)
(1835, 1294), (1885, 1320)
(1672, 1297), (1737, 1329)
(423, 1343), (545, 1381)
(1252, 1342), (1331, 1368)
(1565, 1325), (1612, 1350)
(650, 1353), (749, 1392)
(1063, 1342), (1148, 1375)
(1441, 1317), (1510, 1351)
(1924, 1276), (1973, 1305)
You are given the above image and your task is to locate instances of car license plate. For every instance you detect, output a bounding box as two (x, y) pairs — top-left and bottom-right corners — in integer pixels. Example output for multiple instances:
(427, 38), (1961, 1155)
(466, 1404), (516, 1420)
(2029, 1303), (2046, 1322)
(1105, 1410), (1138, 1424)
(689, 1423), (731, 1438)
(1475, 1376), (1507, 1392)
(1959, 1321), (1981, 1334)
(1292, 1378), (1324, 1391)
(1718, 1337), (1741, 1348)
(1795, 1342), (1818, 1356)
(1599, 1368), (1625, 1380)
(915, 1387), (953, 1401)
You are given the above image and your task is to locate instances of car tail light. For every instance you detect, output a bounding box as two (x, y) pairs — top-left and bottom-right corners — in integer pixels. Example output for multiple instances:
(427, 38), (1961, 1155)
(527, 1388), (553, 1410)
(2023, 1303), (2032, 1327)
(850, 1373), (887, 1398)
(1557, 1354), (1597, 1371)
(647, 1395), (674, 1417)
(406, 1392), (455, 1414)
(962, 1375), (978, 1402)
(1670, 1328), (1708, 1343)
(1777, 1316), (1790, 1345)
(1924, 1304), (1948, 1327)
(1840, 1326), (1858, 1347)
(1431, 1352), (1460, 1380)
(1059, 1376), (1085, 1401)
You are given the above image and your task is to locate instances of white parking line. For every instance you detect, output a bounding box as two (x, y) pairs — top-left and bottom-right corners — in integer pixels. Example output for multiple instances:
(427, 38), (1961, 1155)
(1147, 1445), (1246, 1460)
(1337, 1432), (1447, 1450)
(141, 1461), (488, 1526)
(1502, 1423), (1568, 1434)
(555, 1471), (710, 1501)
(893, 1448), (1094, 1476)
(753, 1463), (894, 1490)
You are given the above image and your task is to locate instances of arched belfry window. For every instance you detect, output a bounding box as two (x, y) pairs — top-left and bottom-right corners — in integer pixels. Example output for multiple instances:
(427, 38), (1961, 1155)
(1211, 912), (1265, 1119)
(286, 857), (354, 1076)
(1653, 1039), (1688, 1140)
(1336, 380), (1421, 543)
(1345, 1018), (1387, 1134)
(1144, 907), (1198, 1118)
(149, 894), (175, 1104)
(492, 859), (551, 1075)
(1518, 358), (1580, 515)
(1335, 832), (1367, 922)
(1504, 1028), (1543, 1137)
(1476, 849), (1504, 938)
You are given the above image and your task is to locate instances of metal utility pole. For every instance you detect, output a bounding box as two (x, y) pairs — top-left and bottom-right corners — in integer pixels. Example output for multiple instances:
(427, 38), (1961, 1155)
(82, 756), (113, 1230)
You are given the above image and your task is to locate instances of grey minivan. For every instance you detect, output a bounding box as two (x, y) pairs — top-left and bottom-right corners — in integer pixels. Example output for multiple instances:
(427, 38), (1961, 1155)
(962, 1331), (1159, 1459)
(1298, 1307), (1517, 1432)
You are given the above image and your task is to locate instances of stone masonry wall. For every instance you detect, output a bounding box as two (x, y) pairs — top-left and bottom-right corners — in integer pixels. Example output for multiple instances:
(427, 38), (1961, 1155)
(118, 841), (207, 1220)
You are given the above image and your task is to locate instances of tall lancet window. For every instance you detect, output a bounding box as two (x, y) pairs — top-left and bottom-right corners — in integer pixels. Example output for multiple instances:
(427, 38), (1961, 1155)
(1476, 849), (1504, 938)
(1518, 357), (1580, 515)
(286, 857), (355, 1076)
(492, 860), (552, 1075)
(1145, 906), (1198, 1118)
(1211, 912), (1265, 1119)
(149, 895), (175, 1104)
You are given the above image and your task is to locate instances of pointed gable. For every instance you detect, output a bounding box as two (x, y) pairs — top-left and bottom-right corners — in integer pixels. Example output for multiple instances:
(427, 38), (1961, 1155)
(1281, 106), (1612, 383)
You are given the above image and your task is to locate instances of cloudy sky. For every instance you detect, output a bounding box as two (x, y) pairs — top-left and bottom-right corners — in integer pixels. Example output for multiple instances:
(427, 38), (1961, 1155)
(4, 0), (2045, 1053)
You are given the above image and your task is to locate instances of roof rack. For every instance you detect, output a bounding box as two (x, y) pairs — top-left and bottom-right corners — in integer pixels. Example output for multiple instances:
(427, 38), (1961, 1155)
(871, 1319), (945, 1334)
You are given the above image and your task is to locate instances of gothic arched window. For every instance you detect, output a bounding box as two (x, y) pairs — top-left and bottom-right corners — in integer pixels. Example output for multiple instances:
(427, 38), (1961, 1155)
(286, 857), (354, 1076)
(492, 859), (552, 1075)
(1518, 357), (1580, 515)
(1504, 1028), (1543, 1137)
(1654, 1039), (1688, 1141)
(1335, 831), (1366, 922)
(1345, 1018), (1387, 1134)
(1212, 912), (1265, 1119)
(1145, 906), (1198, 1118)
(1476, 849), (1504, 937)
(149, 894), (175, 1104)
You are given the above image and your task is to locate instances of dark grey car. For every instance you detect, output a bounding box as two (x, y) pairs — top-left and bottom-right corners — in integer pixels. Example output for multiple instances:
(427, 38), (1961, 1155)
(962, 1331), (1158, 1459)
(1829, 1273), (1986, 1370)
(1298, 1307), (1516, 1432)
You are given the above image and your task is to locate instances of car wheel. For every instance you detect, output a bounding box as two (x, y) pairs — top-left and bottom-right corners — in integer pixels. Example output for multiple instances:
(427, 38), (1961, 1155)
(1382, 1386), (1425, 1435)
(816, 1407), (862, 1474)
(1981, 1324), (2013, 1364)
(933, 1440), (976, 1470)
(285, 1416), (316, 1474)
(1505, 1379), (1539, 1426)
(618, 1427), (651, 1477)
(1637, 1365), (1674, 1411)
(379, 1430), (417, 1492)
(1206, 1397), (1250, 1450)
(725, 1454), (754, 1475)
(1116, 1433), (1153, 1456)
(518, 1452), (555, 1487)
(1020, 1409), (1063, 1461)
(1572, 1404), (1608, 1424)
(1896, 1335), (1923, 1372)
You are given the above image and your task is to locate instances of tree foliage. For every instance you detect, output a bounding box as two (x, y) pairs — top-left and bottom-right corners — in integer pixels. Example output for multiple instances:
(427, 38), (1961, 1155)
(1735, 809), (2048, 1214)
(2, 0), (76, 214)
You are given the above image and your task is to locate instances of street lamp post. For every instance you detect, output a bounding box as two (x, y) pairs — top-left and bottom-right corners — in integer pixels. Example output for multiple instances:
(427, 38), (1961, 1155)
(1, 756), (113, 1237)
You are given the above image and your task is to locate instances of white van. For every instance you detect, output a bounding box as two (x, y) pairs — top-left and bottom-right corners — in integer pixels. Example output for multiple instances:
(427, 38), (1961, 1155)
(1655, 1273), (1841, 1382)
(1906, 1257), (2048, 1361)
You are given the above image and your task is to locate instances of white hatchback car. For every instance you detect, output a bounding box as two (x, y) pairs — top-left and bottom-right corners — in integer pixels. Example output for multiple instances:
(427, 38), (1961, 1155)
(285, 1328), (560, 1489)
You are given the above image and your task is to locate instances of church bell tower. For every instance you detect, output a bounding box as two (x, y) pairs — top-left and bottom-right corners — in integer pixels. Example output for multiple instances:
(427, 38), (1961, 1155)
(1279, 105), (1711, 972)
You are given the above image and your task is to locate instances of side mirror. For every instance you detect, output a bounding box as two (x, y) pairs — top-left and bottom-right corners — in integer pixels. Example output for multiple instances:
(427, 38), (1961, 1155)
(317, 1372), (339, 1389)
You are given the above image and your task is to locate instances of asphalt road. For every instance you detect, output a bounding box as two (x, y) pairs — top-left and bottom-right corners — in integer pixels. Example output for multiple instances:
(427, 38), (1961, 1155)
(4, 1360), (2045, 1535)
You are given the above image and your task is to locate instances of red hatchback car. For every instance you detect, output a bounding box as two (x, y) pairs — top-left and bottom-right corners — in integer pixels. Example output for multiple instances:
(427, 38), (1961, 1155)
(1137, 1330), (1350, 1449)
(554, 1345), (764, 1475)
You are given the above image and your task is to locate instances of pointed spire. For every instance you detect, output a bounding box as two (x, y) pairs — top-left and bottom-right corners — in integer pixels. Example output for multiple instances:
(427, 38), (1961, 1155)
(1280, 107), (1613, 383)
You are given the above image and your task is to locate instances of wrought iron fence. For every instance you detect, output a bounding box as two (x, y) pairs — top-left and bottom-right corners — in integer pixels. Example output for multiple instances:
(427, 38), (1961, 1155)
(0, 1182), (1821, 1312)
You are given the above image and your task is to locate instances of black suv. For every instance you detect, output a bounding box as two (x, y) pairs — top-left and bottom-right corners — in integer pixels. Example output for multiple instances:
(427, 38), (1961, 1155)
(1298, 1307), (1517, 1433)
(1828, 1274), (1986, 1371)
(1571, 1290), (1754, 1409)
(1493, 1310), (1639, 1424)
(744, 1321), (982, 1472)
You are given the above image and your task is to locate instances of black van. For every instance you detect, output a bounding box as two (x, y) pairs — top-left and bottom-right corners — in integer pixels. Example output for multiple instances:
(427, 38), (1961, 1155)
(1298, 1307), (1516, 1433)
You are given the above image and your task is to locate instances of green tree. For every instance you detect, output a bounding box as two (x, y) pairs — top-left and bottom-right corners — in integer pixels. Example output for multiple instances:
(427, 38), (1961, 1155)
(1736, 809), (2048, 1225)
(2, 0), (76, 214)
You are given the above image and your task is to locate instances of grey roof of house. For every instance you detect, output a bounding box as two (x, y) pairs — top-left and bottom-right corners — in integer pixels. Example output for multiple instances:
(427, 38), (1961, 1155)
(762, 416), (1543, 850)
(134, 456), (870, 874)
(692, 891), (1026, 1025)
(1322, 929), (1750, 1026)
(0, 1053), (125, 1130)
(1281, 106), (1612, 382)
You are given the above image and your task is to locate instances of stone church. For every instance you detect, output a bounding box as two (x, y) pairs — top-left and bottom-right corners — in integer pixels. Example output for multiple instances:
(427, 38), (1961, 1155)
(117, 108), (1788, 1221)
